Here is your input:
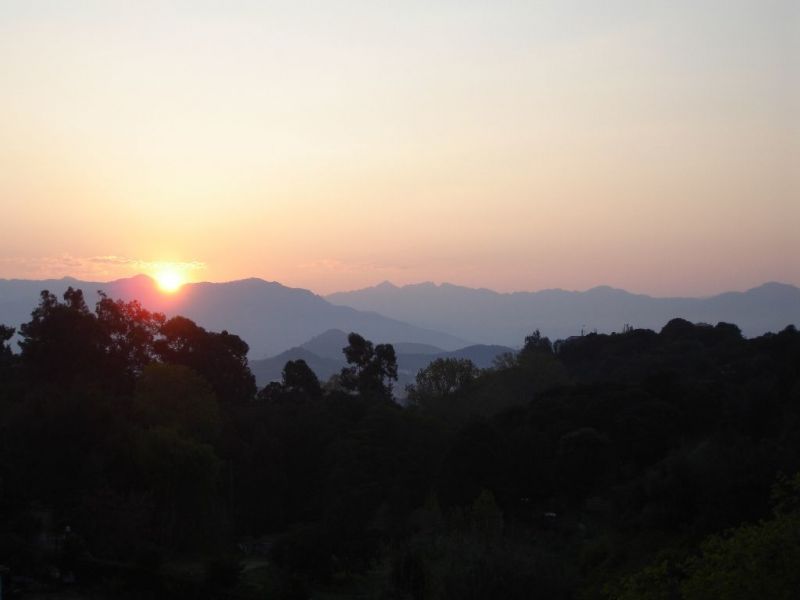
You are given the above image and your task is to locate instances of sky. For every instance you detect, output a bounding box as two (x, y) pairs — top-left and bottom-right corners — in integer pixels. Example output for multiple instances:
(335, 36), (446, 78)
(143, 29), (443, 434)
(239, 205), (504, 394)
(0, 1), (797, 296)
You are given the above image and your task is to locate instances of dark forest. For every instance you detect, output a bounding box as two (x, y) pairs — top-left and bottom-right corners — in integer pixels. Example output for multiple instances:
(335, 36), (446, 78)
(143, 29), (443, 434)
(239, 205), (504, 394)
(1, 288), (799, 599)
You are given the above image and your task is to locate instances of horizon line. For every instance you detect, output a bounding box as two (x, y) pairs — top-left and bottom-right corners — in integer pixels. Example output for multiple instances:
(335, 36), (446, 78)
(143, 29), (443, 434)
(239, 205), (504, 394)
(1, 273), (797, 302)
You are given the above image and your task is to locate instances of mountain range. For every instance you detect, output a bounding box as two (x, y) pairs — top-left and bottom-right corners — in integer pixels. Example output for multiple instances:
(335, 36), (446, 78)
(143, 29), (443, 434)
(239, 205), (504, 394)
(327, 281), (800, 347)
(2, 276), (798, 366)
(0, 276), (467, 359)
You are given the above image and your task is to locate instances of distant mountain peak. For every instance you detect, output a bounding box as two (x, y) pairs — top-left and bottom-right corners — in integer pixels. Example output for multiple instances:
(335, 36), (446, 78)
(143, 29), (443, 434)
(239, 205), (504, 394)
(114, 273), (156, 285)
(408, 281), (438, 289)
(305, 328), (349, 343)
(584, 285), (636, 296)
(748, 281), (799, 293)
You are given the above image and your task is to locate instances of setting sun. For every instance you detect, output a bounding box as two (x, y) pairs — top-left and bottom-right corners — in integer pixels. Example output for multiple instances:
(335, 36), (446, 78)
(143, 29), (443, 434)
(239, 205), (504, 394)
(154, 268), (184, 294)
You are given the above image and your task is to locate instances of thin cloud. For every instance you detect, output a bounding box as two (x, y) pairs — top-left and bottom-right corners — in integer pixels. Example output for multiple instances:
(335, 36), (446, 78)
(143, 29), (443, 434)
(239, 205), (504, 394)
(89, 256), (205, 272)
(0, 255), (206, 280)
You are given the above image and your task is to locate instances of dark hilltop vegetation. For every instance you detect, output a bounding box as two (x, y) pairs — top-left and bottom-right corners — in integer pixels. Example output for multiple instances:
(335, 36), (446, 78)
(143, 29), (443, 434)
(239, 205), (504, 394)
(1, 287), (799, 598)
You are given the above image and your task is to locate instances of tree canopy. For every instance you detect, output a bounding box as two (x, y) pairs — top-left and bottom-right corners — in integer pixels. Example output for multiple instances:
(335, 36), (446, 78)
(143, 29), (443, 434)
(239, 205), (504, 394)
(1, 288), (799, 598)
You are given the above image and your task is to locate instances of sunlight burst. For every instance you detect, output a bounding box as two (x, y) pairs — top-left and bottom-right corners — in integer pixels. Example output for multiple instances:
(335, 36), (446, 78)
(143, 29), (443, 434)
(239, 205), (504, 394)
(154, 267), (184, 293)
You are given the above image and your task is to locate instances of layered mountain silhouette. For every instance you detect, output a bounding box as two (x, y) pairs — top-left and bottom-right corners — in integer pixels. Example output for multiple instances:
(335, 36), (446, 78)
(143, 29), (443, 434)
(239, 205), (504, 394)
(0, 276), (467, 359)
(327, 281), (800, 346)
(3, 276), (797, 363)
(250, 328), (513, 388)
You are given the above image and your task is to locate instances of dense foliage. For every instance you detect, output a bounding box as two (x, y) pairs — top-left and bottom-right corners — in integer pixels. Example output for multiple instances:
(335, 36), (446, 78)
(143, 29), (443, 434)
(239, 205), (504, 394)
(0, 288), (798, 598)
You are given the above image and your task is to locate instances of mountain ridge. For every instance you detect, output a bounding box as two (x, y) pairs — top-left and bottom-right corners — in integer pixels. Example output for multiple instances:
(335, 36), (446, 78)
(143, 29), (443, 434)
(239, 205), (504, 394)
(0, 275), (468, 359)
(3, 275), (797, 359)
(326, 281), (800, 345)
(331, 280), (796, 299)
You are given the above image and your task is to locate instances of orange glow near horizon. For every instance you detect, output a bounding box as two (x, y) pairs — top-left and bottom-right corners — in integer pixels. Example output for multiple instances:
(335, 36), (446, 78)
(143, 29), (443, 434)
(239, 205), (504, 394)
(0, 3), (797, 296)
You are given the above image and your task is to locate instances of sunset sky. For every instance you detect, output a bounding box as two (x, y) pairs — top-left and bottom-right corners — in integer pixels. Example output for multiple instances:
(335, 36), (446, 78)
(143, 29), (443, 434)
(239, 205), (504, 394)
(1, 1), (797, 296)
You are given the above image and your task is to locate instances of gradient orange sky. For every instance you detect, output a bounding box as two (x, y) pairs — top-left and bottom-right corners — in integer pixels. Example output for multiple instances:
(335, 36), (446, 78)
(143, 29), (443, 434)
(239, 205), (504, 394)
(1, 1), (797, 296)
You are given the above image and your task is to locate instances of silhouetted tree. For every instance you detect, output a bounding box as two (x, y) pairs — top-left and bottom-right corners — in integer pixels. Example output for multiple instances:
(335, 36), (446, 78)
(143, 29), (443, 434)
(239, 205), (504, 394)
(282, 359), (322, 398)
(407, 357), (479, 409)
(522, 329), (553, 355)
(0, 324), (15, 382)
(16, 288), (168, 393)
(340, 333), (398, 399)
(95, 292), (164, 381)
(155, 316), (256, 404)
(257, 380), (284, 402)
(18, 288), (107, 387)
(0, 324), (14, 357)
